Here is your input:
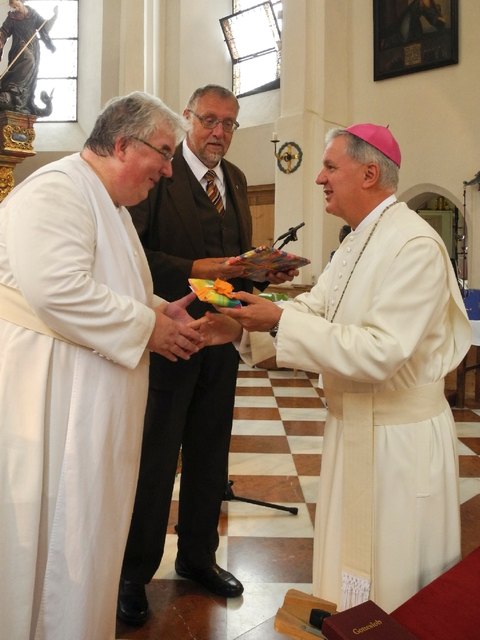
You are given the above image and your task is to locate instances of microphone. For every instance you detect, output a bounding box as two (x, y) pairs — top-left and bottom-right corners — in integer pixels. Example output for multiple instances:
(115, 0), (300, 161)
(464, 171), (480, 186)
(274, 222), (305, 248)
(309, 608), (332, 631)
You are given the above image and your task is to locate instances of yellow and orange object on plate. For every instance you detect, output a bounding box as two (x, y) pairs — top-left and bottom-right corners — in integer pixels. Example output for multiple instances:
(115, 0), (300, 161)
(188, 278), (242, 308)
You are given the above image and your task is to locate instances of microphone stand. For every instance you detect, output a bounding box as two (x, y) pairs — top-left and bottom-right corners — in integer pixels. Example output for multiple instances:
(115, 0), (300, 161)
(460, 171), (479, 298)
(222, 222), (306, 516)
(273, 222), (305, 250)
(223, 480), (298, 515)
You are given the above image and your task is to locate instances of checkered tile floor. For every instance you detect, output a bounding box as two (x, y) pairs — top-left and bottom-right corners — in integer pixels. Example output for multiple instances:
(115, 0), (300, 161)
(116, 363), (480, 640)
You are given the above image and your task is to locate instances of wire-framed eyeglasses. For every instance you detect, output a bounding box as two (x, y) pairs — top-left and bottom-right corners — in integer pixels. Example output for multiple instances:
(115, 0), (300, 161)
(131, 136), (174, 162)
(187, 110), (239, 133)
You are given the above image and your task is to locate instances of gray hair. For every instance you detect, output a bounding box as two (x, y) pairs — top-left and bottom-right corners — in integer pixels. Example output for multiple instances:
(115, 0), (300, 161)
(186, 84), (240, 114)
(84, 91), (189, 156)
(326, 127), (399, 190)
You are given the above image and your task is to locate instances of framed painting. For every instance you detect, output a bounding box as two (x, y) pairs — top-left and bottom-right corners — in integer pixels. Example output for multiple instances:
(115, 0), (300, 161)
(373, 0), (458, 81)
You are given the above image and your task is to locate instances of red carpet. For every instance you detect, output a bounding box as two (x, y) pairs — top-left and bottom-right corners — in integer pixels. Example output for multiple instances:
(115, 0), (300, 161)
(392, 547), (480, 639)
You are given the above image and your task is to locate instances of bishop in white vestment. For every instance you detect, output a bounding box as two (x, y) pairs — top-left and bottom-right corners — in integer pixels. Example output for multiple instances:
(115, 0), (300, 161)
(198, 123), (472, 613)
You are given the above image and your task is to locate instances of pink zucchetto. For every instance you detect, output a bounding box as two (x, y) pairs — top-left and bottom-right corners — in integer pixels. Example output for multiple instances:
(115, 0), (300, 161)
(345, 123), (401, 167)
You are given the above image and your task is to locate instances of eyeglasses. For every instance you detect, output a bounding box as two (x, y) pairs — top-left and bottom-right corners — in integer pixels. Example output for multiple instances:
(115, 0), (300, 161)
(131, 136), (174, 162)
(187, 110), (239, 133)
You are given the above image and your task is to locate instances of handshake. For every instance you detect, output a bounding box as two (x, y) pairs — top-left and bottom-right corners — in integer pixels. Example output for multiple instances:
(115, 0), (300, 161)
(147, 281), (286, 363)
(146, 290), (244, 363)
(147, 292), (204, 363)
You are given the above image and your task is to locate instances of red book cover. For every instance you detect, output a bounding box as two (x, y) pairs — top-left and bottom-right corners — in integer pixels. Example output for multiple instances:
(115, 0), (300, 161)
(322, 600), (418, 640)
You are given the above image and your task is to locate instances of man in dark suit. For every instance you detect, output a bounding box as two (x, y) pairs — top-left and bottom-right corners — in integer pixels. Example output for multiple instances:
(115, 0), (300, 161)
(117, 84), (295, 626)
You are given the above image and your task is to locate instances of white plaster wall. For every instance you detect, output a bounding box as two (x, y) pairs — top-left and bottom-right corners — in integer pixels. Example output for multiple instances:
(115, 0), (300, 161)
(348, 0), (480, 285)
(233, 0), (480, 284)
(6, 0), (480, 284)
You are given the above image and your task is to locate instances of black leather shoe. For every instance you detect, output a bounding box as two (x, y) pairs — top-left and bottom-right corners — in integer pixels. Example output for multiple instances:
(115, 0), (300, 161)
(117, 579), (149, 626)
(175, 557), (244, 597)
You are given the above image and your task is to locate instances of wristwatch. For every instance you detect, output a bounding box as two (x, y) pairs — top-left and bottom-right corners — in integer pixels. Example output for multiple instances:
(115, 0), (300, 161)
(269, 320), (280, 338)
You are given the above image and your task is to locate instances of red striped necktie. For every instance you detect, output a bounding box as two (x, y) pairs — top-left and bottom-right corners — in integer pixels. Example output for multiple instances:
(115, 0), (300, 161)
(204, 169), (225, 215)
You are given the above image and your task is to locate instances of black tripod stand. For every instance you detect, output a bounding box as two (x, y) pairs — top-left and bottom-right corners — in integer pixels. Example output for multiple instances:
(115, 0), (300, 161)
(221, 222), (308, 516)
(223, 479), (298, 515)
(222, 222), (308, 516)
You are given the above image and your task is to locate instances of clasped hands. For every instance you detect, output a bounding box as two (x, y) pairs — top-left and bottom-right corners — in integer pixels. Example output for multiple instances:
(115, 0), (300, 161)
(148, 259), (296, 361)
(190, 291), (283, 347)
(186, 258), (294, 346)
(147, 292), (203, 362)
(148, 289), (283, 361)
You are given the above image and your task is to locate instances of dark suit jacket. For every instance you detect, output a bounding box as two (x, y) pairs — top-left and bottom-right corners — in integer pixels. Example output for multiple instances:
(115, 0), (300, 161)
(129, 146), (256, 320)
(123, 149), (257, 576)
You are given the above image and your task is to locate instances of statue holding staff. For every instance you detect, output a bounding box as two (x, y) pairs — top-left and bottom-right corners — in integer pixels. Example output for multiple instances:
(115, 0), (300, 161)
(0, 0), (57, 116)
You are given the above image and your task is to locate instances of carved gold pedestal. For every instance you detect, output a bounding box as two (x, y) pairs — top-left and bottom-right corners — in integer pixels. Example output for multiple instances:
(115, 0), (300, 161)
(0, 111), (36, 201)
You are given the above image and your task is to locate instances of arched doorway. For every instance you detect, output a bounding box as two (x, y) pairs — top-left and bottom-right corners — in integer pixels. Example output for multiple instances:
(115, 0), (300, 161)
(403, 188), (467, 294)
